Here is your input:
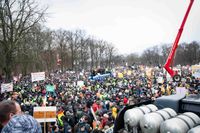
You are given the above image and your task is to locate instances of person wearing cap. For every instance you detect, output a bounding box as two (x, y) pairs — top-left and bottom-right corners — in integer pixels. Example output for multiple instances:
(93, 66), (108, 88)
(1, 114), (42, 133)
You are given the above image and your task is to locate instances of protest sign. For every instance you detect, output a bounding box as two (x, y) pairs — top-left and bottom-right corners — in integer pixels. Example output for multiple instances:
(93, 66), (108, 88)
(77, 80), (84, 87)
(191, 65), (200, 73)
(157, 77), (164, 84)
(176, 87), (188, 95)
(46, 85), (55, 92)
(33, 106), (56, 123)
(191, 65), (200, 78)
(31, 72), (45, 82)
(1, 83), (13, 93)
(193, 71), (200, 79)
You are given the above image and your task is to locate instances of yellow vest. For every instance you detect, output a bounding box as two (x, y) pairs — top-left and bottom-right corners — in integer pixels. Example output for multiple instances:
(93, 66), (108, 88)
(57, 112), (64, 127)
(112, 107), (117, 119)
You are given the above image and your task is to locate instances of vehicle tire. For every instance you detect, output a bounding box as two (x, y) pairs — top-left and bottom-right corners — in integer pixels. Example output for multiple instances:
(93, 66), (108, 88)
(173, 74), (181, 82)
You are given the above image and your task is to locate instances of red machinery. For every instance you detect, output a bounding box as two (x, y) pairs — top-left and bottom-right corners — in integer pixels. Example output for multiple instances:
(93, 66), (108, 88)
(164, 0), (194, 82)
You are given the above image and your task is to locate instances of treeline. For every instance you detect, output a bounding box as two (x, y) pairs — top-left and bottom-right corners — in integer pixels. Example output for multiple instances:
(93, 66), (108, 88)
(15, 27), (118, 74)
(125, 41), (200, 67)
(0, 0), (200, 81)
(0, 24), (118, 77)
(0, 0), (118, 81)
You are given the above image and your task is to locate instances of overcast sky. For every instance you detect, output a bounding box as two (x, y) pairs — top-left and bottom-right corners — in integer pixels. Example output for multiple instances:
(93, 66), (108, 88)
(38, 0), (200, 55)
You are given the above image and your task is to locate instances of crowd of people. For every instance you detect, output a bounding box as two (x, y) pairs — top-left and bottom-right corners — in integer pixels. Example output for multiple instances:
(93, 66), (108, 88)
(0, 65), (199, 133)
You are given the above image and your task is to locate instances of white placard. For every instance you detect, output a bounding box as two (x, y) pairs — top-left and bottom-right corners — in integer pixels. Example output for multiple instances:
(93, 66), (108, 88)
(176, 87), (188, 95)
(77, 80), (84, 87)
(31, 72), (45, 82)
(193, 69), (200, 78)
(1, 83), (13, 93)
(157, 77), (164, 83)
(33, 106), (56, 123)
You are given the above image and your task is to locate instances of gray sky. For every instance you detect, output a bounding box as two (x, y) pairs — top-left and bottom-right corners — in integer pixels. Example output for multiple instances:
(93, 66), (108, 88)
(38, 0), (200, 55)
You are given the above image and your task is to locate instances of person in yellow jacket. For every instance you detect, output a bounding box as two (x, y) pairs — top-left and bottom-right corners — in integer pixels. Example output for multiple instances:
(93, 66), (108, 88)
(166, 84), (172, 95)
(159, 84), (166, 95)
(57, 110), (64, 128)
(112, 106), (118, 119)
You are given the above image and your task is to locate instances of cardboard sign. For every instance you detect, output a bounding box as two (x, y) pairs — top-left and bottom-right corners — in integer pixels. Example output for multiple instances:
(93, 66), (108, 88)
(1, 83), (13, 93)
(33, 106), (56, 123)
(31, 72), (45, 82)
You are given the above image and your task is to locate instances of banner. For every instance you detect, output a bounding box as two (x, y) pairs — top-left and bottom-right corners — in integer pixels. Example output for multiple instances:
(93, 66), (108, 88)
(1, 83), (13, 93)
(31, 72), (45, 82)
(33, 106), (56, 123)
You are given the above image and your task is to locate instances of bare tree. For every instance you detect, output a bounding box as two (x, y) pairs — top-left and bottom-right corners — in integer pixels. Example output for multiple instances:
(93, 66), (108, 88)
(126, 53), (139, 66)
(0, 0), (47, 81)
(161, 44), (171, 64)
(97, 40), (106, 68)
(79, 37), (89, 70)
(41, 28), (55, 72)
(104, 43), (116, 69)
(54, 29), (69, 71)
(177, 41), (200, 65)
(88, 38), (95, 70)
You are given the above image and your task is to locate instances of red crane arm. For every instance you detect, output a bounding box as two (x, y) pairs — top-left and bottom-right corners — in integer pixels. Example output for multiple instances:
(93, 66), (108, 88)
(164, 0), (194, 77)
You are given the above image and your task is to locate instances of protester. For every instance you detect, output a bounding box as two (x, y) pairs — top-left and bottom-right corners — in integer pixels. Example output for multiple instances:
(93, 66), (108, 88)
(0, 100), (22, 126)
(1, 114), (42, 133)
(0, 65), (199, 133)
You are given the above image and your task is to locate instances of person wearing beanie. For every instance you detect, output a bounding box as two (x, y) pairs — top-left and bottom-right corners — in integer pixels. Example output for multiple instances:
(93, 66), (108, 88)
(1, 114), (42, 133)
